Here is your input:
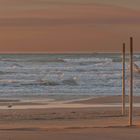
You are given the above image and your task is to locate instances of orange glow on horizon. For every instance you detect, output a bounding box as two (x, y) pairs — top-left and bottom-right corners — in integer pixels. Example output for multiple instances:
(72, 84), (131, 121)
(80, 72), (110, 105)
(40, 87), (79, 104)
(0, 0), (139, 53)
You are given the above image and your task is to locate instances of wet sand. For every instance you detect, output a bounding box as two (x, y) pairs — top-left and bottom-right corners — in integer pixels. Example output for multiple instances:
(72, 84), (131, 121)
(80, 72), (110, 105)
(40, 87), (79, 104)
(0, 96), (140, 139)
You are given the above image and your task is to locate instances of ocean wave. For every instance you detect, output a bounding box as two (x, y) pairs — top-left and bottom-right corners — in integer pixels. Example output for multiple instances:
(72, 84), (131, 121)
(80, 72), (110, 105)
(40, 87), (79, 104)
(0, 71), (14, 75)
(112, 58), (122, 62)
(64, 58), (112, 64)
(0, 80), (21, 87)
(19, 77), (79, 87)
(0, 58), (65, 63)
(0, 58), (18, 62)
(62, 77), (78, 86)
(46, 58), (65, 63)
(0, 79), (59, 87)
(29, 58), (66, 63)
(0, 71), (5, 75)
(36, 80), (60, 86)
(11, 64), (23, 68)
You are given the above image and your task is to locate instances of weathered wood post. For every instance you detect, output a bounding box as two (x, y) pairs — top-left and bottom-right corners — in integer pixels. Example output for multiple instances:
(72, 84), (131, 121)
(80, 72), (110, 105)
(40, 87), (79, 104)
(129, 37), (133, 126)
(122, 43), (126, 116)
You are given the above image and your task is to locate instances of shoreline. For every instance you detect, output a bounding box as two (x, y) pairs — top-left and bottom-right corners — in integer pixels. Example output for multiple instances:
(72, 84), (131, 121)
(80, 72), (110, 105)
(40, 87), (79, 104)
(0, 95), (140, 108)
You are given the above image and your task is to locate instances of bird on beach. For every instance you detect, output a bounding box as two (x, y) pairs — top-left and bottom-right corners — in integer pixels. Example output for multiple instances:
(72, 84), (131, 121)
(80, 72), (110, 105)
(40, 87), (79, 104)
(8, 103), (13, 108)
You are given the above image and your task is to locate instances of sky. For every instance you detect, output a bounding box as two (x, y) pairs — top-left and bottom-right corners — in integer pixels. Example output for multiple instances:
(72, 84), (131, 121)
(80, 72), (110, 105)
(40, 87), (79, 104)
(0, 0), (140, 53)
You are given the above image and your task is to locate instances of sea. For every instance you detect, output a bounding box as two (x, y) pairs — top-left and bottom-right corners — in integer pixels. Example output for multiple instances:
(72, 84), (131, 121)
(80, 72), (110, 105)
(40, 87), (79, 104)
(0, 53), (140, 100)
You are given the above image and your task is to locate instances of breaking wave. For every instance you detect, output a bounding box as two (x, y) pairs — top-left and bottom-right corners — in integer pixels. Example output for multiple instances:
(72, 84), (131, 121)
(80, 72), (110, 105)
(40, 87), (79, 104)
(17, 77), (79, 87)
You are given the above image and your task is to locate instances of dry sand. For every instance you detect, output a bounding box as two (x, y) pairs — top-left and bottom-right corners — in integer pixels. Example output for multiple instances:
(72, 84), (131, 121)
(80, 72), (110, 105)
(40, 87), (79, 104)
(0, 96), (140, 139)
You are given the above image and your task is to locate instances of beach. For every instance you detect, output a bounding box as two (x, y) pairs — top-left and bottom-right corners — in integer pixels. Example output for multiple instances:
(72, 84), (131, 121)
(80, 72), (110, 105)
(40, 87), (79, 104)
(0, 52), (140, 140)
(0, 0), (140, 139)
(0, 96), (140, 140)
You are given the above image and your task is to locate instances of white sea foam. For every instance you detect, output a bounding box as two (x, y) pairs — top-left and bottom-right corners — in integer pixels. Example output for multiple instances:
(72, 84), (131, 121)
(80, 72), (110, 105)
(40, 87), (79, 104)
(0, 54), (140, 99)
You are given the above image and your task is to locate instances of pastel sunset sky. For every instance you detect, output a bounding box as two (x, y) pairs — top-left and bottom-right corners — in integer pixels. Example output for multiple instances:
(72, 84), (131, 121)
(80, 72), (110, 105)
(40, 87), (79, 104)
(0, 0), (140, 53)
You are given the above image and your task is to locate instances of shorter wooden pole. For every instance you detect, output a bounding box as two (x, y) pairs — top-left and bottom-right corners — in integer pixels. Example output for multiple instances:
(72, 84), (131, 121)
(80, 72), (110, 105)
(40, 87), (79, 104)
(122, 43), (126, 116)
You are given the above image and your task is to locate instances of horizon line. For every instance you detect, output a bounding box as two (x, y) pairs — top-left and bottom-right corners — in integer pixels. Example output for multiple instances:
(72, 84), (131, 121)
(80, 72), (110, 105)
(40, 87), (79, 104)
(0, 51), (139, 55)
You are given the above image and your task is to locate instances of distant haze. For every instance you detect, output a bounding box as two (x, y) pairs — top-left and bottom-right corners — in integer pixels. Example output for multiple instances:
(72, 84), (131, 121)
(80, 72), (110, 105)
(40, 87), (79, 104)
(0, 0), (140, 53)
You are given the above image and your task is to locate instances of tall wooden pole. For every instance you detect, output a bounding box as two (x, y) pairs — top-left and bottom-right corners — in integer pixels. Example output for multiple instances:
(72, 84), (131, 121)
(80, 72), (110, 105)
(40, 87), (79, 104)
(122, 43), (126, 116)
(129, 37), (133, 126)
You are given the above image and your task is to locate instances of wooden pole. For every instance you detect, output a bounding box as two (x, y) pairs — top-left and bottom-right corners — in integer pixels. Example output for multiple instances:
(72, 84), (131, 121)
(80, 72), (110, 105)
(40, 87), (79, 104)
(122, 43), (126, 116)
(129, 37), (133, 126)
